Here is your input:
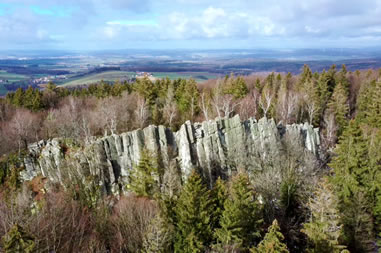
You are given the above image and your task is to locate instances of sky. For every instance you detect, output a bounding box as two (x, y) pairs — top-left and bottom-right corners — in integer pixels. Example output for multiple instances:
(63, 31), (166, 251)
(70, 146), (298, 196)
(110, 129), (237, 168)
(0, 0), (381, 50)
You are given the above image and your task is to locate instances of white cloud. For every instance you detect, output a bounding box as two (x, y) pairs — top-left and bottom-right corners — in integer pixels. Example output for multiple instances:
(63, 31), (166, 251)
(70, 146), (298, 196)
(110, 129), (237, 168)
(103, 26), (119, 39)
(1, 0), (381, 49)
(305, 26), (320, 34)
(157, 7), (286, 40)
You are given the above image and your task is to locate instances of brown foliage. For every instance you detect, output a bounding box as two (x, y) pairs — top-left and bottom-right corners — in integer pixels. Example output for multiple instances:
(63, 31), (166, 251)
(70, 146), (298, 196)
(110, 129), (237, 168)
(109, 195), (158, 252)
(0, 189), (94, 253)
(2, 108), (42, 152)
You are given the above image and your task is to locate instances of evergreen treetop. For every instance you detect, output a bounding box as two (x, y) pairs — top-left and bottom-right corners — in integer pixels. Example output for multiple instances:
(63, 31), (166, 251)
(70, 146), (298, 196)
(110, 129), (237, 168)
(174, 170), (214, 253)
(251, 219), (289, 253)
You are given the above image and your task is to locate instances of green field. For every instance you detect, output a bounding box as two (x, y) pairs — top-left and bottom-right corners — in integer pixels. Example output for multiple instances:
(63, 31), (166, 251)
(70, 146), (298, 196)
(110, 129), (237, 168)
(61, 71), (218, 87)
(152, 72), (218, 82)
(61, 71), (135, 87)
(0, 70), (28, 95)
(0, 70), (28, 83)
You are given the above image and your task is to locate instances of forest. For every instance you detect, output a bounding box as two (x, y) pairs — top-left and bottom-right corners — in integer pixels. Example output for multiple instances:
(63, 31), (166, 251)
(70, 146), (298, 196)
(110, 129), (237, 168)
(0, 64), (381, 252)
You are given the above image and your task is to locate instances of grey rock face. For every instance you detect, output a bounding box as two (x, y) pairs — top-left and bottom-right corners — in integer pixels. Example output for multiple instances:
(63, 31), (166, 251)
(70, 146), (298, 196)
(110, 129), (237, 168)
(21, 116), (320, 195)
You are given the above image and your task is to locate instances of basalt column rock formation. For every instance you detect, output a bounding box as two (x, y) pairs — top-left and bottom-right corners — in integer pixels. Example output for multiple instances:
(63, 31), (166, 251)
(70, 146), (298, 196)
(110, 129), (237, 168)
(22, 116), (320, 195)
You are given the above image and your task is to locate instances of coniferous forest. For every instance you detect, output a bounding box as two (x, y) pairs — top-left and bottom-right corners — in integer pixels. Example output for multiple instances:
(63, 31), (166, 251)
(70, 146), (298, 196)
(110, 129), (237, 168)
(1, 65), (381, 252)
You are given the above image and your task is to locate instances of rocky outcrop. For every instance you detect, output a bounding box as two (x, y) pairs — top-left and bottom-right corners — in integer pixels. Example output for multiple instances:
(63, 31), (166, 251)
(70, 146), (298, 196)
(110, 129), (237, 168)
(21, 116), (320, 195)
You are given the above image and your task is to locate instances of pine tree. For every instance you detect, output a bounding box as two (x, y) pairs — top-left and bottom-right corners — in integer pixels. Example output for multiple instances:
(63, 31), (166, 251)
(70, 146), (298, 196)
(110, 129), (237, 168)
(326, 82), (349, 136)
(329, 120), (376, 252)
(31, 90), (43, 111)
(174, 170), (214, 253)
(214, 172), (262, 250)
(142, 212), (174, 253)
(175, 79), (200, 121)
(1, 224), (35, 253)
(329, 120), (369, 201)
(335, 64), (350, 90)
(251, 219), (289, 253)
(128, 149), (161, 198)
(317, 70), (332, 105)
(23, 86), (34, 110)
(369, 131), (381, 249)
(301, 178), (345, 253)
(301, 65), (313, 83)
(224, 75), (248, 99)
(340, 191), (375, 252)
(361, 80), (381, 127)
(211, 177), (228, 231)
(134, 77), (157, 106)
(12, 88), (24, 107)
(274, 73), (282, 94)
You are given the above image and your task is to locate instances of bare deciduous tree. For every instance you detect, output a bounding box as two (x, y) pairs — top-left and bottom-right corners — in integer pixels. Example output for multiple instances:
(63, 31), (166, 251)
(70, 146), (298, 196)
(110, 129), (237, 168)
(135, 96), (149, 129)
(0, 188), (94, 253)
(199, 92), (211, 121)
(259, 90), (273, 118)
(80, 116), (92, 144)
(306, 101), (318, 125)
(6, 109), (41, 153)
(238, 90), (259, 120)
(163, 87), (178, 128)
(97, 98), (118, 136)
(48, 96), (83, 139)
(111, 195), (158, 252)
(323, 112), (338, 148)
(277, 91), (299, 124)
(212, 81), (241, 118)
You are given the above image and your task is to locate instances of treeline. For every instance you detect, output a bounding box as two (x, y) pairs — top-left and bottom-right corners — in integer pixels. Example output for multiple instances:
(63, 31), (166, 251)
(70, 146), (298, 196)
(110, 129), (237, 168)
(1, 64), (379, 155)
(1, 65), (381, 252)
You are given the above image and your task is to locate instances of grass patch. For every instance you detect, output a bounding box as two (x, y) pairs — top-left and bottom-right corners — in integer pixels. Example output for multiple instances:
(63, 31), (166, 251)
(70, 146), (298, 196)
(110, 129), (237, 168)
(152, 72), (218, 82)
(60, 71), (219, 87)
(61, 71), (134, 87)
(0, 70), (28, 83)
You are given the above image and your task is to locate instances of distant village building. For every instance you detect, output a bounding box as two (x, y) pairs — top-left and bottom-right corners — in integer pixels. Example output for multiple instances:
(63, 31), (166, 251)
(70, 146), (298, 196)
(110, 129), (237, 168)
(135, 71), (156, 82)
(135, 71), (153, 78)
(32, 75), (68, 84)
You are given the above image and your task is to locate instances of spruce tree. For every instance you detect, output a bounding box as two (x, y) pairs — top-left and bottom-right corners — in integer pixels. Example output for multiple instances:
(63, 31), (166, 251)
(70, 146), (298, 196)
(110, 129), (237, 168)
(1, 224), (35, 253)
(327, 64), (338, 93)
(335, 64), (350, 90)
(301, 65), (313, 83)
(329, 120), (376, 252)
(251, 219), (289, 253)
(214, 171), (262, 250)
(211, 177), (228, 231)
(297, 64), (312, 91)
(317, 71), (332, 105)
(340, 191), (375, 252)
(128, 149), (161, 198)
(174, 170), (214, 253)
(301, 178), (346, 253)
(23, 86), (34, 110)
(12, 88), (24, 107)
(326, 82), (349, 137)
(175, 79), (200, 120)
(369, 132), (381, 249)
(224, 75), (248, 99)
(362, 80), (381, 127)
(31, 90), (43, 111)
(329, 120), (369, 201)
